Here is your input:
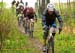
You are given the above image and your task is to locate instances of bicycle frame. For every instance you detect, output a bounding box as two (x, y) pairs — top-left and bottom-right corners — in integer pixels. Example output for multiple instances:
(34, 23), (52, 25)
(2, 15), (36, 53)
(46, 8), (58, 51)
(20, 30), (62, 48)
(47, 31), (54, 53)
(26, 19), (34, 38)
(44, 27), (55, 53)
(23, 18), (28, 33)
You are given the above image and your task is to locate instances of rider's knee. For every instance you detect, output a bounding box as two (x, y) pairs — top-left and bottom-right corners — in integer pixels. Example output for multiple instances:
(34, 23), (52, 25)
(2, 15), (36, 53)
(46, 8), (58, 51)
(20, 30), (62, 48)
(52, 33), (56, 37)
(43, 31), (49, 40)
(50, 27), (56, 33)
(43, 35), (47, 40)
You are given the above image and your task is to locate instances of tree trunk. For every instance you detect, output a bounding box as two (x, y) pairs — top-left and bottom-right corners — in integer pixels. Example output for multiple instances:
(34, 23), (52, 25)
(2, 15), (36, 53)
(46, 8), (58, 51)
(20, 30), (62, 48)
(47, 0), (50, 3)
(46, 0), (50, 7)
(1, 0), (3, 13)
(73, 0), (75, 18)
(41, 0), (45, 14)
(59, 0), (62, 14)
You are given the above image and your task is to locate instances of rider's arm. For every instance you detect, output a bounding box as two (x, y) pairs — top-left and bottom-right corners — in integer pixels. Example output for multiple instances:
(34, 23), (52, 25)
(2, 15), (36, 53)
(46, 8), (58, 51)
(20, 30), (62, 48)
(56, 10), (63, 33)
(42, 9), (47, 26)
(57, 16), (63, 27)
(42, 16), (46, 27)
(56, 12), (63, 28)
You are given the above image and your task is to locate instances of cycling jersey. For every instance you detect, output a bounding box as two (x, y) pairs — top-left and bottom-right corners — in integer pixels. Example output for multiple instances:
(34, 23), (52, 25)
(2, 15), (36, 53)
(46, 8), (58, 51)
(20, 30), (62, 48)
(23, 7), (37, 19)
(42, 9), (63, 28)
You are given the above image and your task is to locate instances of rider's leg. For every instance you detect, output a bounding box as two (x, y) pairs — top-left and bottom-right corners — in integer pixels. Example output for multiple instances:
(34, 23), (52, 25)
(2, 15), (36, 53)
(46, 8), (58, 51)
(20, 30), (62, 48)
(43, 25), (49, 46)
(43, 25), (49, 51)
(50, 27), (56, 53)
(27, 19), (30, 32)
(51, 23), (56, 37)
(48, 23), (56, 53)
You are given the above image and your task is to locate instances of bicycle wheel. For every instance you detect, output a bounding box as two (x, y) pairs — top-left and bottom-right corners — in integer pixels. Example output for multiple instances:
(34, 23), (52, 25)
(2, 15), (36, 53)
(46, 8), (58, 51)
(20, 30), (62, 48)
(23, 18), (28, 33)
(47, 35), (54, 53)
(51, 36), (54, 53)
(29, 22), (34, 38)
(31, 22), (34, 38)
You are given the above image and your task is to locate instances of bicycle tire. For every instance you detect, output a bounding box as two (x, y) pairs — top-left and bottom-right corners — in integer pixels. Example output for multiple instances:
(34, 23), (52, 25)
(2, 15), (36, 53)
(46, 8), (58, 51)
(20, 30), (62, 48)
(30, 22), (34, 38)
(23, 19), (28, 33)
(51, 36), (54, 53)
(47, 35), (54, 53)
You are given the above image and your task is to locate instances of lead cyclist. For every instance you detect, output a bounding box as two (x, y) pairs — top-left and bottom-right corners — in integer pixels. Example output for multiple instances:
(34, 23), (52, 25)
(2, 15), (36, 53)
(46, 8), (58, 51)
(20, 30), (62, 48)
(42, 3), (63, 51)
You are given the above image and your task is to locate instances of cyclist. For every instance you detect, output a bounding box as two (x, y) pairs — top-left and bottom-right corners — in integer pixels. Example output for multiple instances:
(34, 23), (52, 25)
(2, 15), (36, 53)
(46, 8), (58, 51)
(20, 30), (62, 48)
(11, 0), (16, 11)
(16, 1), (19, 7)
(23, 7), (37, 33)
(23, 2), (29, 18)
(25, 7), (37, 23)
(42, 3), (63, 51)
(16, 1), (19, 16)
(17, 3), (24, 26)
(25, 2), (28, 8)
(20, 0), (24, 5)
(11, 0), (16, 7)
(16, 2), (24, 16)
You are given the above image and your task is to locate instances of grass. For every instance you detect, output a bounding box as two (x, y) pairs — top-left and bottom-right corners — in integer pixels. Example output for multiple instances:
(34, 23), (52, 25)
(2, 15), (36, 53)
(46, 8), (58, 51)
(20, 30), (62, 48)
(55, 33), (75, 53)
(0, 5), (75, 53)
(0, 8), (41, 53)
(34, 19), (75, 53)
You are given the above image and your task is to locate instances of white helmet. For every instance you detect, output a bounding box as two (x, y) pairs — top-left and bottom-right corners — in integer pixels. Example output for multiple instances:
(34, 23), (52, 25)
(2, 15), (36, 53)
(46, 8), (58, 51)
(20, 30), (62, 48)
(18, 3), (24, 7)
(47, 3), (55, 11)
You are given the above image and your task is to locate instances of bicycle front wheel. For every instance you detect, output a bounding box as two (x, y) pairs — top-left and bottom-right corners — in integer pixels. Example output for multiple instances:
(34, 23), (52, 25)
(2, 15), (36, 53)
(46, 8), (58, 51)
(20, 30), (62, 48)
(47, 36), (54, 53)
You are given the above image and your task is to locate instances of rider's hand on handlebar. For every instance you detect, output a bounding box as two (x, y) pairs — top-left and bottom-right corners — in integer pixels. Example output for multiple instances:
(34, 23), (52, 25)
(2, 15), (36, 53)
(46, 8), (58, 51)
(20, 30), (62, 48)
(43, 25), (46, 30)
(59, 27), (62, 34)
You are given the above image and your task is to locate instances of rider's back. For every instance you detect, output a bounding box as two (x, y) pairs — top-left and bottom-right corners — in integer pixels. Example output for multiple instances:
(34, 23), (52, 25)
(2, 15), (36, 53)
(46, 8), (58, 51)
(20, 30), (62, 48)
(26, 7), (35, 15)
(17, 3), (24, 14)
(23, 7), (35, 17)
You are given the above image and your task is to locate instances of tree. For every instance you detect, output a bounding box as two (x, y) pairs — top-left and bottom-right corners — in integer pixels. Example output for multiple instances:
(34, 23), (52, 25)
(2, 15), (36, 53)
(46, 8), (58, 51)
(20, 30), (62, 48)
(47, 0), (50, 4)
(0, 0), (3, 12)
(41, 0), (45, 14)
(59, 0), (62, 14)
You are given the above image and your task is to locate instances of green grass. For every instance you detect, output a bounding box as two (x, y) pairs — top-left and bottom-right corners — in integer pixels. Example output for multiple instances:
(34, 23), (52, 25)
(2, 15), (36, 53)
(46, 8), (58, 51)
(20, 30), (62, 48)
(0, 8), (41, 53)
(1, 5), (75, 53)
(55, 33), (75, 53)
(34, 19), (75, 53)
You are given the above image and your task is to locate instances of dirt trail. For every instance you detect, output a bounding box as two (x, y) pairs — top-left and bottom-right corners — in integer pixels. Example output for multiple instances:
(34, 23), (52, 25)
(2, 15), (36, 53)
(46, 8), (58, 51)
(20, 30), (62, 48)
(17, 22), (43, 53)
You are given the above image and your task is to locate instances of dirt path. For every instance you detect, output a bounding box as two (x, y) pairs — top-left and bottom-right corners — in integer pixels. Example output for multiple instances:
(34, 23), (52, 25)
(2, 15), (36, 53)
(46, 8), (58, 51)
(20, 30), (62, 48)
(17, 22), (43, 53)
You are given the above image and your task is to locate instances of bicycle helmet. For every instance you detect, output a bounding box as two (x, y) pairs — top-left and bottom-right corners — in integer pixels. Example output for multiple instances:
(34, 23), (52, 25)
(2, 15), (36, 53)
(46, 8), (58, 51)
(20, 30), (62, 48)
(18, 3), (24, 7)
(47, 3), (55, 11)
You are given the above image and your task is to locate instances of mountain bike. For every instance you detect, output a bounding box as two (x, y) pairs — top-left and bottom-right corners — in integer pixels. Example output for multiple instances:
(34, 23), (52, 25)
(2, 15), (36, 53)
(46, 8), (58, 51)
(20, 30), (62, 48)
(27, 19), (34, 38)
(23, 17), (28, 34)
(17, 14), (23, 27)
(43, 27), (61, 53)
